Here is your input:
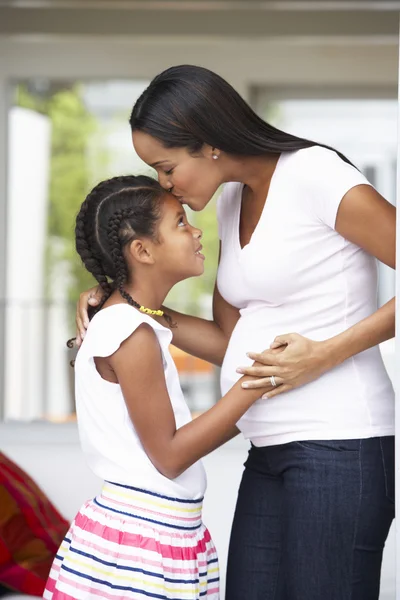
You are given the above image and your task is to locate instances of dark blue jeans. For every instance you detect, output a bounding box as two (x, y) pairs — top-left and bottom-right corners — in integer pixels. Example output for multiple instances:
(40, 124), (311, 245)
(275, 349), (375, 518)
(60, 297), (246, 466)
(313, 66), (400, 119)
(226, 437), (394, 600)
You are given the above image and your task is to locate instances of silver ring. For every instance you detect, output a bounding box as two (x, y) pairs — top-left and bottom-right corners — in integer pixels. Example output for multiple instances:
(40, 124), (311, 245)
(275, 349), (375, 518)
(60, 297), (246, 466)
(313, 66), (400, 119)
(270, 375), (277, 388)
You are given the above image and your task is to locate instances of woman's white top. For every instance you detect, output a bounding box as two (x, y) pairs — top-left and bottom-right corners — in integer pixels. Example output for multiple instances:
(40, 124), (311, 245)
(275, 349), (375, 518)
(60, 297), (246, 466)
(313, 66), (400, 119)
(75, 304), (207, 499)
(217, 146), (394, 447)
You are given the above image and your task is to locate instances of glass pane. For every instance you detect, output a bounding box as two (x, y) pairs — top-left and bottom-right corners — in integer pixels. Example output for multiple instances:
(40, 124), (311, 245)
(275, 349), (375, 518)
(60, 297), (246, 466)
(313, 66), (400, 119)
(5, 79), (219, 421)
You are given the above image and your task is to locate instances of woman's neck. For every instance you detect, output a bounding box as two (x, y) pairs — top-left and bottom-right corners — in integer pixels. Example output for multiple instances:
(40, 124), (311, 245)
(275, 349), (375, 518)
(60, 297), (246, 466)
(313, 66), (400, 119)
(223, 153), (280, 195)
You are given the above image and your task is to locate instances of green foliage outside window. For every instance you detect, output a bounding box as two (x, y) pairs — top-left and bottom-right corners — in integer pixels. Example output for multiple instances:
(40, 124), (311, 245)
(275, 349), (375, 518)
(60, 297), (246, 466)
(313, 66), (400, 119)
(16, 82), (220, 322)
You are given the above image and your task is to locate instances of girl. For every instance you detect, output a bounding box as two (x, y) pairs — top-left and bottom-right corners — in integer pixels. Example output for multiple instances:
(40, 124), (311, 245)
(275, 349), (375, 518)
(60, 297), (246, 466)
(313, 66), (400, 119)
(44, 175), (269, 600)
(77, 65), (396, 600)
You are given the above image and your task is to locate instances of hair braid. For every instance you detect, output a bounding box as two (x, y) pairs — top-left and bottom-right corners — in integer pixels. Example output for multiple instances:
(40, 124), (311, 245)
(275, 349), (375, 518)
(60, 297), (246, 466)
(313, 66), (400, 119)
(75, 190), (112, 312)
(75, 176), (148, 316)
(107, 207), (143, 310)
(106, 206), (175, 329)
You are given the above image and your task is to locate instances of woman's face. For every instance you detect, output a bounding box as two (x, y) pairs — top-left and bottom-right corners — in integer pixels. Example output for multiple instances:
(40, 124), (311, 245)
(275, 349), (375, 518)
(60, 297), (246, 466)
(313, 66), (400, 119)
(132, 131), (223, 211)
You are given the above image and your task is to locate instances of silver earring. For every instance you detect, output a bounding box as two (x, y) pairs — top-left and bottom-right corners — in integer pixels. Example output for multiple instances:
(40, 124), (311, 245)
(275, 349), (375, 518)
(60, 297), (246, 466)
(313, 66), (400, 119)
(212, 154), (219, 160)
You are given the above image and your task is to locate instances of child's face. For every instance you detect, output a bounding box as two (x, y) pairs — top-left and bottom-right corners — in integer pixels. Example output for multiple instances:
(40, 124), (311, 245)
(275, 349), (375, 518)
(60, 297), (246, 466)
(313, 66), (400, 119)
(152, 194), (205, 282)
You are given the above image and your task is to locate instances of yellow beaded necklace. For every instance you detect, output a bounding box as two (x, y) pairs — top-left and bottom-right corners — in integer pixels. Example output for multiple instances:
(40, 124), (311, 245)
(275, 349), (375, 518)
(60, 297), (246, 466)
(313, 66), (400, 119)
(139, 305), (164, 317)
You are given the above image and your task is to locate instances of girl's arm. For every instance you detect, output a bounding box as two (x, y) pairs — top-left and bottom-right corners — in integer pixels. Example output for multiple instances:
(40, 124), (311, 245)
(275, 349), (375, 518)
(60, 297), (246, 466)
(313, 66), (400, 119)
(107, 323), (264, 480)
(76, 245), (240, 366)
(158, 283), (240, 366)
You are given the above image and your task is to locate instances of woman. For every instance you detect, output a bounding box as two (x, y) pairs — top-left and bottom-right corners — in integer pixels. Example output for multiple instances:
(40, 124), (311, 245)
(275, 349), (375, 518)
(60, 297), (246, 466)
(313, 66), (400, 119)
(76, 65), (395, 600)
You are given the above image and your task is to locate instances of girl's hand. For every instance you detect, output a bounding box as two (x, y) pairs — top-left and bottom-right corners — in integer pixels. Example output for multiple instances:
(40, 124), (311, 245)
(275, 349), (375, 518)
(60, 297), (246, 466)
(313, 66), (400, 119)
(75, 285), (102, 345)
(237, 333), (334, 399)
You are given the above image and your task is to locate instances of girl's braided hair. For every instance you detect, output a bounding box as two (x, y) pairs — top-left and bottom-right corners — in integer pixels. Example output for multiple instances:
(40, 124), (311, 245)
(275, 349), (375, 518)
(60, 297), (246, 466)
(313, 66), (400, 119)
(73, 174), (173, 327)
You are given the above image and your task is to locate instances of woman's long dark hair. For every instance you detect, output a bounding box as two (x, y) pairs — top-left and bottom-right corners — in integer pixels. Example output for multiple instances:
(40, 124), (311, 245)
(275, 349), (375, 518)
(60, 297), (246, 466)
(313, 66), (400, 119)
(130, 64), (352, 165)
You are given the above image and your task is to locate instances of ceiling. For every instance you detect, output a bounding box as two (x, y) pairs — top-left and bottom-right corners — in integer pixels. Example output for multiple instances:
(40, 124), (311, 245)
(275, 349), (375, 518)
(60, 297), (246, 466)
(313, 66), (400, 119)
(0, 0), (399, 37)
(0, 1), (398, 7)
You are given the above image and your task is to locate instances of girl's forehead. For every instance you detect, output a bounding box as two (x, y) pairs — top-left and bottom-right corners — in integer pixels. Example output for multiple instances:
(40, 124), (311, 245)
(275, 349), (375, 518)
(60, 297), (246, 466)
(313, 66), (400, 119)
(161, 193), (185, 214)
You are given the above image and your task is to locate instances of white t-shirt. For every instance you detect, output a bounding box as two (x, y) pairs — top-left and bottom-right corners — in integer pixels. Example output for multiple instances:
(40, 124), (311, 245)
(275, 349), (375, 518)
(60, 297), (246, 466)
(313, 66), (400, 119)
(217, 146), (394, 447)
(75, 304), (207, 499)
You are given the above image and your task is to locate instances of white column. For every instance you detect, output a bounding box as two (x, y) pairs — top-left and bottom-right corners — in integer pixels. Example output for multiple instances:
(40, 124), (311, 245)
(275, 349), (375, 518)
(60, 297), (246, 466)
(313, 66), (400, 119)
(5, 107), (50, 419)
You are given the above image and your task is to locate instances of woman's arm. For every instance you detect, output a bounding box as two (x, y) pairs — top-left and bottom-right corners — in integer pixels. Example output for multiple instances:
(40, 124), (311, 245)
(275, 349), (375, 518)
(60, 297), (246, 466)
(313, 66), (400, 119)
(239, 185), (396, 397)
(108, 323), (265, 479)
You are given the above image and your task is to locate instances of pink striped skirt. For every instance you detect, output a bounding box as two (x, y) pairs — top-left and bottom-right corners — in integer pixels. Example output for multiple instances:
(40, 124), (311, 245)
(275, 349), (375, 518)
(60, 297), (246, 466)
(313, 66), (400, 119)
(43, 481), (219, 599)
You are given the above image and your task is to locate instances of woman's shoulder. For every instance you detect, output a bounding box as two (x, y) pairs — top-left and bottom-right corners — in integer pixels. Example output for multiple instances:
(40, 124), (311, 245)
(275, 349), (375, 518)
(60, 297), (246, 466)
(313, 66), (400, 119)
(281, 146), (370, 226)
(281, 145), (367, 193)
(283, 145), (354, 175)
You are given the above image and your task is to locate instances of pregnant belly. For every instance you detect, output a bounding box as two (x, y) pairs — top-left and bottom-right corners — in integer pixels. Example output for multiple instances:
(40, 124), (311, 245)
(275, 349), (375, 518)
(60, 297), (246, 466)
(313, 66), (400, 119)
(221, 315), (277, 396)
(220, 315), (297, 441)
(220, 313), (394, 445)
(221, 302), (353, 396)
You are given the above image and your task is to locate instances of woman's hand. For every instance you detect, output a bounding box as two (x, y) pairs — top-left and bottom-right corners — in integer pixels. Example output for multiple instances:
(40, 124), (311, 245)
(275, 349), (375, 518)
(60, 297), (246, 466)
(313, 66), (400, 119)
(75, 285), (102, 345)
(237, 333), (334, 399)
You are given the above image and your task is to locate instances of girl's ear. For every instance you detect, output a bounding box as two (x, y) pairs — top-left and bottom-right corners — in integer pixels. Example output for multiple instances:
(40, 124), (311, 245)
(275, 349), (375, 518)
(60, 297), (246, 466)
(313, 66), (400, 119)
(128, 239), (155, 265)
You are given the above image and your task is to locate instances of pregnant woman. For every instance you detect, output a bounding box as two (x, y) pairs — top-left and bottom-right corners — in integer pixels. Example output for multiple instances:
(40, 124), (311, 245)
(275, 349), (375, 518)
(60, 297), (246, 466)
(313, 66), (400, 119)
(76, 65), (395, 600)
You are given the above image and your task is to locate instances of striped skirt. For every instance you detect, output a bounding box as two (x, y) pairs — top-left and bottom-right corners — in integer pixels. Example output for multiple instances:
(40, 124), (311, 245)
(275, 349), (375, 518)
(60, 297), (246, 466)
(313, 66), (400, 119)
(43, 481), (219, 599)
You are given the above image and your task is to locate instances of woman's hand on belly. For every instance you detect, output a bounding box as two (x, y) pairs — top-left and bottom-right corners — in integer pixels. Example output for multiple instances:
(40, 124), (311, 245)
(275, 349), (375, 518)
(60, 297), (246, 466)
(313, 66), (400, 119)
(237, 333), (332, 399)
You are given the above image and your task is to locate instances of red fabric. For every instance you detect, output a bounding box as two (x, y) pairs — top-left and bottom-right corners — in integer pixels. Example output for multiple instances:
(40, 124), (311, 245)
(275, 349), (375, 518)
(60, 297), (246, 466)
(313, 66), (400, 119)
(0, 452), (69, 596)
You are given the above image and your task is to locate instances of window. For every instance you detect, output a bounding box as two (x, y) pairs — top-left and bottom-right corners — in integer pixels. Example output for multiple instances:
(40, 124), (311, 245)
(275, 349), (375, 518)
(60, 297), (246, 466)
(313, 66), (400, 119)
(5, 79), (220, 421)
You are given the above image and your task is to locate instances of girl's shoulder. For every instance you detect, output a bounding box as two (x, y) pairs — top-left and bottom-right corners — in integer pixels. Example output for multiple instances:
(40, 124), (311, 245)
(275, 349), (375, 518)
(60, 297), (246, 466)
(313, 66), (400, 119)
(80, 304), (172, 360)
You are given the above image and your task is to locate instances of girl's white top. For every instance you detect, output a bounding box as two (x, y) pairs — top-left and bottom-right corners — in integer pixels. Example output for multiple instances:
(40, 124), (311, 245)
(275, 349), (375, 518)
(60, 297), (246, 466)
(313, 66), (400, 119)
(75, 304), (207, 499)
(217, 146), (394, 447)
